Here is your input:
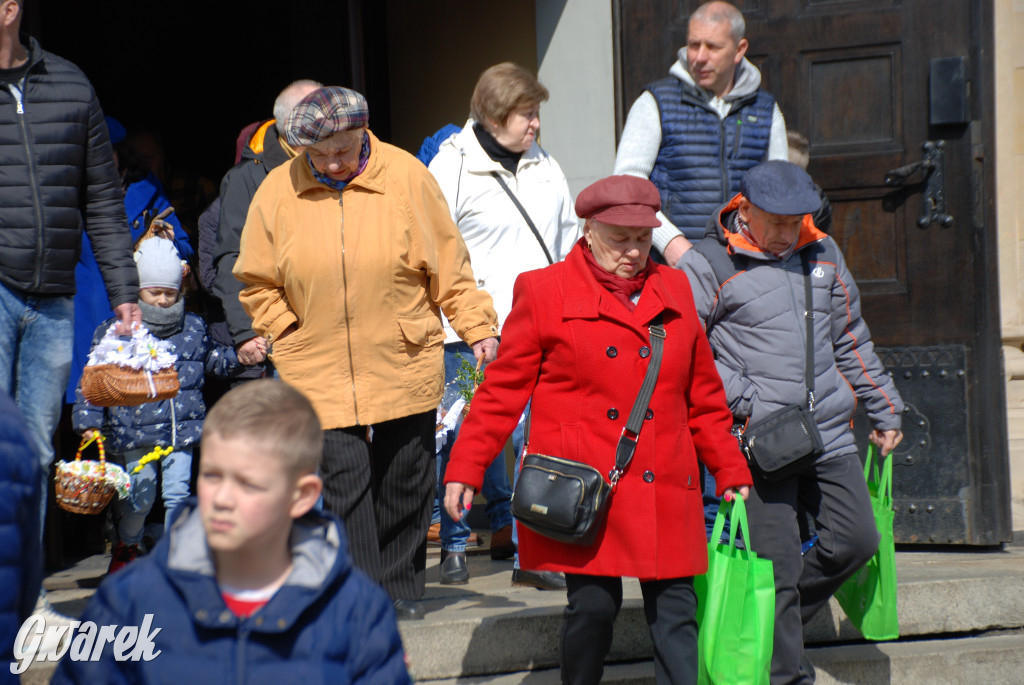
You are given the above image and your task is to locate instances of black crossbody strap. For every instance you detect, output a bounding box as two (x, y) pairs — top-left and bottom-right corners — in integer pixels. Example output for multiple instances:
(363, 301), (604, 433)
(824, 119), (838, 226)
(490, 171), (554, 265)
(610, 320), (666, 485)
(801, 251), (816, 412)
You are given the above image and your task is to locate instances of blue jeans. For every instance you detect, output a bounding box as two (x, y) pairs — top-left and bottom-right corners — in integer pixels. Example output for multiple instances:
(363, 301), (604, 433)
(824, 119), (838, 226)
(114, 446), (193, 545)
(435, 342), (517, 553)
(0, 282), (74, 535)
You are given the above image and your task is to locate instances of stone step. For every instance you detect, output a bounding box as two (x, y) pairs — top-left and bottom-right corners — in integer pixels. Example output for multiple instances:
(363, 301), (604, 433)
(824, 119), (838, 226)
(22, 539), (1024, 683)
(424, 633), (1024, 684)
(401, 544), (1024, 681)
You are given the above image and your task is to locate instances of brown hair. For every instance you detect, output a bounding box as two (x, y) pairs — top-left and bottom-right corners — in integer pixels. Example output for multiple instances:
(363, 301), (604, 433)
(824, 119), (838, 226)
(470, 62), (549, 128)
(202, 379), (322, 475)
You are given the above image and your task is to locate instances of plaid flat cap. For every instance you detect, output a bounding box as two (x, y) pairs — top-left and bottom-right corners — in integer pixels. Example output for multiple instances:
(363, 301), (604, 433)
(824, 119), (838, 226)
(284, 86), (369, 147)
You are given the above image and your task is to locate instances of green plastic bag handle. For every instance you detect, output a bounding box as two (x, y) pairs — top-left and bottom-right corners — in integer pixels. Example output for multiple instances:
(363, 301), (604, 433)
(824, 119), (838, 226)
(709, 495), (751, 556)
(863, 443), (893, 502)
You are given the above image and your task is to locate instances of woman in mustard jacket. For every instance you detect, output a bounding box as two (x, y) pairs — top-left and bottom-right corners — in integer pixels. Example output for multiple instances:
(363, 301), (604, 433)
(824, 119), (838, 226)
(235, 87), (498, 620)
(444, 175), (751, 684)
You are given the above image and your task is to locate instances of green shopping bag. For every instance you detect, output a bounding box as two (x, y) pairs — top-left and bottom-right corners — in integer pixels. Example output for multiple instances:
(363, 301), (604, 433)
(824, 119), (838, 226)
(834, 444), (899, 640)
(695, 496), (774, 685)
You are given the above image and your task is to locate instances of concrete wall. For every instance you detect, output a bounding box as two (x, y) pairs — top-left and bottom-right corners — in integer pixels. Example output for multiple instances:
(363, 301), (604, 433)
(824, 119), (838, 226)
(535, 0), (618, 198)
(994, 0), (1024, 533)
(385, 0), (538, 155)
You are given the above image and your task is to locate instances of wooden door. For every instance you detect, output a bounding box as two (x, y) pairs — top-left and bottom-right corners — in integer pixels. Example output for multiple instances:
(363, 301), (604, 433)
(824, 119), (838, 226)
(615, 0), (1009, 544)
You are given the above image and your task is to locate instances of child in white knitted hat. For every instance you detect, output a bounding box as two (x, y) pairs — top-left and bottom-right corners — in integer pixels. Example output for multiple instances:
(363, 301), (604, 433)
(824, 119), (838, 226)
(73, 238), (247, 573)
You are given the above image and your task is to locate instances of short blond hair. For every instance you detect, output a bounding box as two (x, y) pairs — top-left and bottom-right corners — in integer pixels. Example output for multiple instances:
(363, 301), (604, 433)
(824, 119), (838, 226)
(203, 379), (322, 475)
(470, 62), (549, 128)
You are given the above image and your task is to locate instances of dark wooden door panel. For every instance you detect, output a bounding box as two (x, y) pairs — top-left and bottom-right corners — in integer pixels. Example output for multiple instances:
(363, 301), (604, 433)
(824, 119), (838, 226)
(614, 0), (1010, 543)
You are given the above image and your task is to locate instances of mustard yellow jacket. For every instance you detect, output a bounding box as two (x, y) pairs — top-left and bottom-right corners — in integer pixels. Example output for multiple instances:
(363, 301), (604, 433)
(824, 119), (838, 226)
(234, 131), (497, 428)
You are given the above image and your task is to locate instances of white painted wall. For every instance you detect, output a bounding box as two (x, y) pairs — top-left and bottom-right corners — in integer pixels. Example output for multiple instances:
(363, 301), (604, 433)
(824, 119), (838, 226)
(535, 0), (617, 199)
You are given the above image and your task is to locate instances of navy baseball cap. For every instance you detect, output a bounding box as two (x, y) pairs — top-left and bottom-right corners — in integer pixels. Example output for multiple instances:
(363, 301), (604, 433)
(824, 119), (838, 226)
(741, 160), (822, 216)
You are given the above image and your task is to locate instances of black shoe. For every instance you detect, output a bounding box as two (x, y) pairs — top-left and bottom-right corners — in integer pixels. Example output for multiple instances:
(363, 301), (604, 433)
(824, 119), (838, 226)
(439, 550), (469, 585)
(392, 598), (424, 621)
(511, 568), (567, 591)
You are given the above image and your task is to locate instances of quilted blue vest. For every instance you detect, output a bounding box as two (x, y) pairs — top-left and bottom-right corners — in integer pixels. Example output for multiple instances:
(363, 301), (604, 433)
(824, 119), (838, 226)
(647, 77), (776, 241)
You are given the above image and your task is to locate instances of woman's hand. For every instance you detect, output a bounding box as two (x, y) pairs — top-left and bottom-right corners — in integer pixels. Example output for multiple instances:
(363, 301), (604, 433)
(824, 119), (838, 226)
(869, 429), (903, 457)
(81, 429), (100, 442)
(723, 486), (750, 502)
(236, 337), (268, 365)
(444, 482), (476, 522)
(471, 337), (498, 364)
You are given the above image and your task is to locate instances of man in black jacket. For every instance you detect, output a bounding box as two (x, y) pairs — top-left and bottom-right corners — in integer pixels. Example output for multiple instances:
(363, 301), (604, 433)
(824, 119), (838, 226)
(211, 79), (320, 368)
(0, 0), (139, 529)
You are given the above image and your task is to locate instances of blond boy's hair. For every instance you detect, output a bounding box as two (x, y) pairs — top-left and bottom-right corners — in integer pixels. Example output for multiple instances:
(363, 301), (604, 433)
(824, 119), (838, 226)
(203, 379), (322, 475)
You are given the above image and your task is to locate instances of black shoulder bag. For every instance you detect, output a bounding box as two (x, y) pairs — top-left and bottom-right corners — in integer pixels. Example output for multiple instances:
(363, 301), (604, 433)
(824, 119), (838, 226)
(511, 321), (666, 545)
(737, 253), (824, 480)
(490, 171), (554, 265)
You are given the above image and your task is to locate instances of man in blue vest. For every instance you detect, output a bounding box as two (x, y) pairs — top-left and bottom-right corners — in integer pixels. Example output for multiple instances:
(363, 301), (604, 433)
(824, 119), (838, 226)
(614, 0), (789, 266)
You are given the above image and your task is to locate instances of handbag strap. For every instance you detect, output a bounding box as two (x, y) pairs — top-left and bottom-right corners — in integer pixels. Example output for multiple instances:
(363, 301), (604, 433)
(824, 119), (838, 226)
(610, 320), (666, 486)
(801, 251), (816, 412)
(490, 171), (554, 265)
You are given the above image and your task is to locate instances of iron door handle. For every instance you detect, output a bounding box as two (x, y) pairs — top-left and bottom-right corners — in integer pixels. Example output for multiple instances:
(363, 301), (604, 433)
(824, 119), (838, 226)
(884, 141), (953, 228)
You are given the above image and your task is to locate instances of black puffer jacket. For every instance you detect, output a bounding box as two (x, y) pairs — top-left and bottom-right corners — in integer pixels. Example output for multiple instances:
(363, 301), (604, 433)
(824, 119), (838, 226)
(0, 38), (136, 304)
(212, 120), (290, 344)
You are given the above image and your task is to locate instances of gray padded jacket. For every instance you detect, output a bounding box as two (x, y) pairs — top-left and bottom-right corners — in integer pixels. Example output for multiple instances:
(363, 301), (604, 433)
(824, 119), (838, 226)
(0, 38), (136, 303)
(680, 196), (903, 458)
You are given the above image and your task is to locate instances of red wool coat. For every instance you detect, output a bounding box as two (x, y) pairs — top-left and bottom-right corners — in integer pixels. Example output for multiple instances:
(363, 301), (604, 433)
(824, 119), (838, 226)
(446, 243), (752, 580)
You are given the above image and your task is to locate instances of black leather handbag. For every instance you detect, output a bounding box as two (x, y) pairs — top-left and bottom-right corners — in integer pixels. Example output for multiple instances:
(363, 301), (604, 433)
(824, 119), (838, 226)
(740, 253), (824, 481)
(511, 321), (665, 545)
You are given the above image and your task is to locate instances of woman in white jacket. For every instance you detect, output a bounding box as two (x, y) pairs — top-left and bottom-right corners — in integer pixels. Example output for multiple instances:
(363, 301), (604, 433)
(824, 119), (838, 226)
(428, 62), (579, 588)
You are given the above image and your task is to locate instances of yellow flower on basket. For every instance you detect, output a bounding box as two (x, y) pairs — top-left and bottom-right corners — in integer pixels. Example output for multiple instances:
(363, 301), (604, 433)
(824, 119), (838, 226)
(131, 445), (174, 475)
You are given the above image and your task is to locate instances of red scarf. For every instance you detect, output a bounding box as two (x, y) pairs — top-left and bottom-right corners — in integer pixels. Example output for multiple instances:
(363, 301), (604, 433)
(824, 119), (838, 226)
(580, 238), (655, 311)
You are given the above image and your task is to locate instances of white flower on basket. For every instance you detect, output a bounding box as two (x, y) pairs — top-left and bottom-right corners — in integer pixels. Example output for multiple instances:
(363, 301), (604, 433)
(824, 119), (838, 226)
(87, 323), (177, 371)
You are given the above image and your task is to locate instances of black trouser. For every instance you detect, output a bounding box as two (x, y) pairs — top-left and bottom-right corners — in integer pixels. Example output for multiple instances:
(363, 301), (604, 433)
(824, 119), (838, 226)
(561, 574), (697, 685)
(745, 451), (880, 685)
(321, 410), (435, 601)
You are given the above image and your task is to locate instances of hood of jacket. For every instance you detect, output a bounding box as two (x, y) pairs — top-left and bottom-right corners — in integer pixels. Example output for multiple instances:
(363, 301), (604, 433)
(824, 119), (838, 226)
(240, 120), (290, 169)
(705, 193), (828, 262)
(160, 500), (352, 632)
(669, 51), (763, 103)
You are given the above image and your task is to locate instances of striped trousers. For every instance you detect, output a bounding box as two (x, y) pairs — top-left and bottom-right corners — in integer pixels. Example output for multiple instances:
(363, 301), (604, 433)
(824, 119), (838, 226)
(321, 410), (435, 601)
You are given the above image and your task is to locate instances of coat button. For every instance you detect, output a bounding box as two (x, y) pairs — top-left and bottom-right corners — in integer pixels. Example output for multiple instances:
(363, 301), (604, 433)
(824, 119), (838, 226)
(645, 409), (654, 420)
(639, 346), (651, 358)
(606, 346), (618, 358)
(643, 470), (655, 483)
(607, 408), (619, 420)
(219, 610), (232, 623)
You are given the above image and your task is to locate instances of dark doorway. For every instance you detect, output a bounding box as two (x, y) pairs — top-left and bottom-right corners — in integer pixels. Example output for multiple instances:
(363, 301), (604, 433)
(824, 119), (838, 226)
(615, 0), (1008, 544)
(23, 0), (391, 227)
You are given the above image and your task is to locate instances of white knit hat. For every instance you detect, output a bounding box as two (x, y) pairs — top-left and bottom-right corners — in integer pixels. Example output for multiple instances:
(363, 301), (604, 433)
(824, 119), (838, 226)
(134, 238), (182, 290)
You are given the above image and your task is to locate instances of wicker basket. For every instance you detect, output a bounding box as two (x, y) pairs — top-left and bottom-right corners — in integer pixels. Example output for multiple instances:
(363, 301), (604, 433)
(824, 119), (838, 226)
(54, 435), (130, 515)
(81, 364), (179, 407)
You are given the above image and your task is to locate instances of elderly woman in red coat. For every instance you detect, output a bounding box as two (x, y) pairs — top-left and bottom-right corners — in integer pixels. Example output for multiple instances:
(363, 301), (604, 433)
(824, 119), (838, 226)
(444, 175), (752, 684)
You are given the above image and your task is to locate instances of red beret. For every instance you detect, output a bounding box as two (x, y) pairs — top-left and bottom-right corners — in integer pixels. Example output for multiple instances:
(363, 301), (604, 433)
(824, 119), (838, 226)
(575, 175), (661, 228)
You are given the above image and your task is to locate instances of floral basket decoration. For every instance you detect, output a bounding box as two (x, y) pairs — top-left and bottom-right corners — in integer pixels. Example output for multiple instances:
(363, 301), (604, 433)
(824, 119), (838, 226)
(80, 323), (179, 407)
(54, 434), (131, 515)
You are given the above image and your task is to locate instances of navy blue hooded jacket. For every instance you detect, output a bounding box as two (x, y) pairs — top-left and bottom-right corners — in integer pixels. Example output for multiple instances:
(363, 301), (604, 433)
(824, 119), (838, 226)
(0, 393), (42, 685)
(51, 502), (411, 685)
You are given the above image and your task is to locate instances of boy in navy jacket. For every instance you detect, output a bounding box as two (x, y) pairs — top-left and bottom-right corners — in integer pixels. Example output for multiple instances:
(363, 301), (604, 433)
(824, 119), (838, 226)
(54, 379), (410, 684)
